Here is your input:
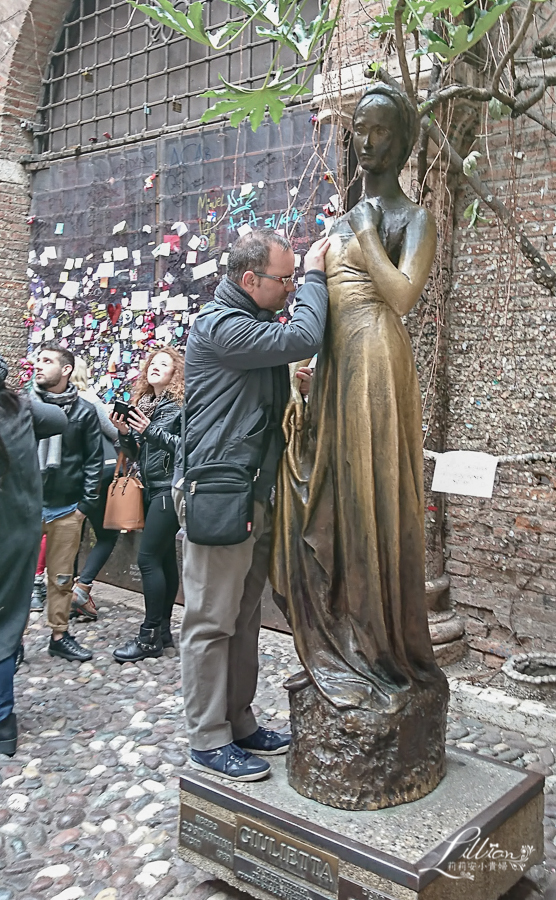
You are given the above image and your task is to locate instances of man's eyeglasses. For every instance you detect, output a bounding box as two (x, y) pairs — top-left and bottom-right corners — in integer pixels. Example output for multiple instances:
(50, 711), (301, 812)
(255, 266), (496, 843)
(253, 272), (295, 287)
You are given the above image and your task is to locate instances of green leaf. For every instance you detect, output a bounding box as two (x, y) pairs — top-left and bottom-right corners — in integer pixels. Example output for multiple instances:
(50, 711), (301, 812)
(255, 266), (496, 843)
(128, 0), (213, 45)
(201, 72), (309, 131)
(488, 97), (512, 120)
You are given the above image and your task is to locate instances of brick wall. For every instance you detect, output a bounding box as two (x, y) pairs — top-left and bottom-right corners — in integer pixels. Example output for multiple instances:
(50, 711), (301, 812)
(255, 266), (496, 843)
(444, 114), (556, 662)
(0, 0), (71, 373)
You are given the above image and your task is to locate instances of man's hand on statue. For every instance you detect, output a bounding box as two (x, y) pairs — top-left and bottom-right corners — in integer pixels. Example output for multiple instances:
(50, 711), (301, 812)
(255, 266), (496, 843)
(295, 366), (313, 397)
(304, 237), (330, 272)
(348, 199), (382, 235)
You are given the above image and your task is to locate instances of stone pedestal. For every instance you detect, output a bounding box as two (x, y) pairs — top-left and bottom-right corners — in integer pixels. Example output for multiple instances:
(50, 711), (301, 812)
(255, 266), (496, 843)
(288, 677), (449, 810)
(178, 749), (544, 900)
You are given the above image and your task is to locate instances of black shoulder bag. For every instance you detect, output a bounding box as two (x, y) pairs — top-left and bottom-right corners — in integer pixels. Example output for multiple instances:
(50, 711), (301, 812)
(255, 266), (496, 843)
(183, 427), (272, 547)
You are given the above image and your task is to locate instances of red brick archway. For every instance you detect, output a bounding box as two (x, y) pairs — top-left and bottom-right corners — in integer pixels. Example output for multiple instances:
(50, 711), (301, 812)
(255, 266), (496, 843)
(0, 0), (72, 369)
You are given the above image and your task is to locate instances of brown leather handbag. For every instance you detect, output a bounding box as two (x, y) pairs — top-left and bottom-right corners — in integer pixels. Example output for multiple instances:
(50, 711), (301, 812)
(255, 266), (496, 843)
(103, 453), (144, 531)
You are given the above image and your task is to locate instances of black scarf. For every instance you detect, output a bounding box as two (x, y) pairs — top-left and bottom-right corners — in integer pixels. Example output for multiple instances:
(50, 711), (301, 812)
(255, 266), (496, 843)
(214, 276), (275, 322)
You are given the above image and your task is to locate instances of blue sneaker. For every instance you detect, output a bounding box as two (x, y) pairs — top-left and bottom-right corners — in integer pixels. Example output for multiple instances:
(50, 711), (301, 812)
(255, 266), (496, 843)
(190, 742), (270, 782)
(236, 726), (291, 756)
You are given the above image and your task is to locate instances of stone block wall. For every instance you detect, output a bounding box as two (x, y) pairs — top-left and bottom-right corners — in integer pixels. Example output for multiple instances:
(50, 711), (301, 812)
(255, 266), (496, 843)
(0, 0), (71, 373)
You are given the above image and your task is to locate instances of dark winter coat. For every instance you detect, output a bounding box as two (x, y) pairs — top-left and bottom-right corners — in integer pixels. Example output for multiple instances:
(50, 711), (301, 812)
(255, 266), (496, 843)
(180, 270), (328, 501)
(119, 396), (181, 500)
(41, 396), (104, 517)
(0, 396), (67, 663)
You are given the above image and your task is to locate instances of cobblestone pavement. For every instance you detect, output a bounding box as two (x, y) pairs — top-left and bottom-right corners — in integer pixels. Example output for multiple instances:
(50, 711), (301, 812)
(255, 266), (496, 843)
(1, 582), (556, 900)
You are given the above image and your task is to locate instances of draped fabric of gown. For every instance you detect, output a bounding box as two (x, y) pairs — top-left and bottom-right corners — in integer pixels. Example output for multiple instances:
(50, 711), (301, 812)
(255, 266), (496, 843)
(270, 220), (440, 713)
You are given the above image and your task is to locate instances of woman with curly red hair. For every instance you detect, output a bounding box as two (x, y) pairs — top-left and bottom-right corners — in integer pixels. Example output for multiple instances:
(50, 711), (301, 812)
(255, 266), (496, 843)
(111, 347), (184, 661)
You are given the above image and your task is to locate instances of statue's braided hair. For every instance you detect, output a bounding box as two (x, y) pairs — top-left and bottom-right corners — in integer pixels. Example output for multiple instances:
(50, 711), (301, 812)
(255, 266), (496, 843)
(353, 83), (419, 173)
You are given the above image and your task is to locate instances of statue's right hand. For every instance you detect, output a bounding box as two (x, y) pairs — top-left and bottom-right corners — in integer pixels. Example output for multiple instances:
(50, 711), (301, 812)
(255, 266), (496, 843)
(304, 237), (330, 272)
(348, 199), (382, 235)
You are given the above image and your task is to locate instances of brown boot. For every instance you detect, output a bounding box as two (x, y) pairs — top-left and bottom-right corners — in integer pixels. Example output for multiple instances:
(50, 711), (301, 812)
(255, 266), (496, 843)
(70, 582), (98, 621)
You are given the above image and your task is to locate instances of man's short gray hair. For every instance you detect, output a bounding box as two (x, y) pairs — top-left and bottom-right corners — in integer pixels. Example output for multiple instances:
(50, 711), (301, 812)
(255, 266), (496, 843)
(227, 228), (291, 285)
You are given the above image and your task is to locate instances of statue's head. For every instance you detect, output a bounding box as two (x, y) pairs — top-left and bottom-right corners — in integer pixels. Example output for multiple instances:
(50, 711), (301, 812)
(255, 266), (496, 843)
(352, 83), (418, 175)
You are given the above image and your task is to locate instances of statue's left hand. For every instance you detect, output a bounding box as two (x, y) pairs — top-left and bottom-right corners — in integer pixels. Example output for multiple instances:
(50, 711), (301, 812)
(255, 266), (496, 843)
(348, 199), (382, 235)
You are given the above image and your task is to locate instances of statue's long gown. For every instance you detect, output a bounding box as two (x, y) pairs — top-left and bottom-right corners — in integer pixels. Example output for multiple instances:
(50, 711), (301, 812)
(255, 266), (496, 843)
(270, 217), (442, 713)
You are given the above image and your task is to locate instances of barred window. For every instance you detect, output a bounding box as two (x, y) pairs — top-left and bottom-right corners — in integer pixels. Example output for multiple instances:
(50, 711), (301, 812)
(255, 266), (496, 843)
(37, 0), (319, 155)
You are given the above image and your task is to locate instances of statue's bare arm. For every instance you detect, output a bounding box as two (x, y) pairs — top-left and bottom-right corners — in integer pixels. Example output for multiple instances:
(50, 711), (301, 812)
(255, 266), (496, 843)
(348, 202), (437, 317)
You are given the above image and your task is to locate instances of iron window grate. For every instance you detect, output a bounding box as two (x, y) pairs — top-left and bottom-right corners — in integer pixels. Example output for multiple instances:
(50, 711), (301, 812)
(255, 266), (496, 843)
(37, 0), (319, 155)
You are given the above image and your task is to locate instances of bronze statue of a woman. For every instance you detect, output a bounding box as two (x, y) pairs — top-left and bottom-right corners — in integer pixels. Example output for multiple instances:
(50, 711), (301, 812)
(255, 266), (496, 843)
(271, 84), (449, 810)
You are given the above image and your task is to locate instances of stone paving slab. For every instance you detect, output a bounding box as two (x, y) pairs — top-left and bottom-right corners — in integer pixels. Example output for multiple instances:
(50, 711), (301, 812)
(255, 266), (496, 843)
(0, 582), (554, 900)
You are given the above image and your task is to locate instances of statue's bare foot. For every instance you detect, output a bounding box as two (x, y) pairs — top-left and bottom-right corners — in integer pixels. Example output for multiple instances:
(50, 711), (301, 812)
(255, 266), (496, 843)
(283, 670), (311, 693)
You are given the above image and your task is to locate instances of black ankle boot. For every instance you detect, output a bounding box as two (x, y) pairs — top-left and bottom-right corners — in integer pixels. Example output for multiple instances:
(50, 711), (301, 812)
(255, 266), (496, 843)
(160, 620), (175, 649)
(113, 626), (163, 663)
(0, 712), (17, 757)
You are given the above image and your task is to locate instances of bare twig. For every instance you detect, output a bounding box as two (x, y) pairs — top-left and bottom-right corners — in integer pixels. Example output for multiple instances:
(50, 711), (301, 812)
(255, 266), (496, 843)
(394, 0), (417, 107)
(491, 0), (535, 98)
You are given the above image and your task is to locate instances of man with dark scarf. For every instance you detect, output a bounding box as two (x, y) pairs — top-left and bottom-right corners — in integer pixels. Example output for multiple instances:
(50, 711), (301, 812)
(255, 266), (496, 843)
(33, 342), (103, 662)
(175, 228), (329, 782)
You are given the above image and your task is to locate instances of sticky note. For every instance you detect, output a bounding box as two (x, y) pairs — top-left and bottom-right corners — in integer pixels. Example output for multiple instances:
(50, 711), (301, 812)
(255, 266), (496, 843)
(163, 234), (180, 252)
(165, 295), (189, 311)
(113, 246), (129, 261)
(130, 291), (150, 310)
(60, 281), (80, 300)
(188, 235), (201, 250)
(142, 225), (152, 233)
(100, 277), (109, 289)
(55, 223), (64, 235)
(113, 220), (127, 234)
(171, 221), (188, 236)
(186, 251), (197, 264)
(191, 259), (218, 280)
(74, 258), (83, 268)
(240, 183), (253, 196)
(65, 258), (74, 270)
(152, 243), (171, 258)
(45, 246), (57, 259)
(237, 224), (252, 237)
(44, 326), (55, 341)
(219, 252), (229, 266)
(96, 262), (114, 278)
(56, 297), (66, 309)
(132, 250), (141, 266)
(62, 325), (73, 337)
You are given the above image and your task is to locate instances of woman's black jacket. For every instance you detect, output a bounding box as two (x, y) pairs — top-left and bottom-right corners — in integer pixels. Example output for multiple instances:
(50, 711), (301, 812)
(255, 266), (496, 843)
(119, 396), (181, 499)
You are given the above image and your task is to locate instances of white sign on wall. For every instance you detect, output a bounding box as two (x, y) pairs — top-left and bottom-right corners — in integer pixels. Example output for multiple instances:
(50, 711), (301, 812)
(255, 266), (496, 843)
(431, 451), (499, 498)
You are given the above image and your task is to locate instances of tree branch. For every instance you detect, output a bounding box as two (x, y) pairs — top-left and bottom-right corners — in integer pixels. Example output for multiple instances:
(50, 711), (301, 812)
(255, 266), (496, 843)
(491, 0), (535, 97)
(394, 0), (417, 107)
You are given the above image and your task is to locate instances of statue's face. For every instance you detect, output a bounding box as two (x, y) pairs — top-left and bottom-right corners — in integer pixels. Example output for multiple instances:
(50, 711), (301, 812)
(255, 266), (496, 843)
(352, 97), (402, 174)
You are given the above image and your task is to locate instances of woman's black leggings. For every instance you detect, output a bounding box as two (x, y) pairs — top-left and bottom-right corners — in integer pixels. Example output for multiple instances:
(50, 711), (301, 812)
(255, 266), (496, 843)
(79, 474), (119, 585)
(138, 490), (180, 628)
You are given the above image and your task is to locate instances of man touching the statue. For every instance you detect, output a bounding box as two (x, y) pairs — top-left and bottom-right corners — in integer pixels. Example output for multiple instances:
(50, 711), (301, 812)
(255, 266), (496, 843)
(174, 228), (329, 782)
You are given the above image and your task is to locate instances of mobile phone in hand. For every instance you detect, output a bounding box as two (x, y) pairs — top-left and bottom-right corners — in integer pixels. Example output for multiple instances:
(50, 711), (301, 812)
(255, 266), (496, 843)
(113, 400), (136, 421)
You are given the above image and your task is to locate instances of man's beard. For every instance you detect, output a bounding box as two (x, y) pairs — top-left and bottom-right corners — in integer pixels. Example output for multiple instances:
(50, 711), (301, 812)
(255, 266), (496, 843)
(36, 373), (62, 391)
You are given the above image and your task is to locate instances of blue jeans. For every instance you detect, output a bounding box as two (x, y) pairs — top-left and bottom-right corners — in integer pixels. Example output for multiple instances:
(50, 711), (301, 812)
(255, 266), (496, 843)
(0, 652), (16, 722)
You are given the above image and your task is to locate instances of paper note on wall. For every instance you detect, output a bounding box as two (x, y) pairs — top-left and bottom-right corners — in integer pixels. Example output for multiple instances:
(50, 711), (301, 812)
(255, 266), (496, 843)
(191, 259), (218, 280)
(60, 281), (80, 300)
(166, 295), (189, 311)
(96, 262), (115, 279)
(431, 451), (499, 498)
(130, 291), (150, 310)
